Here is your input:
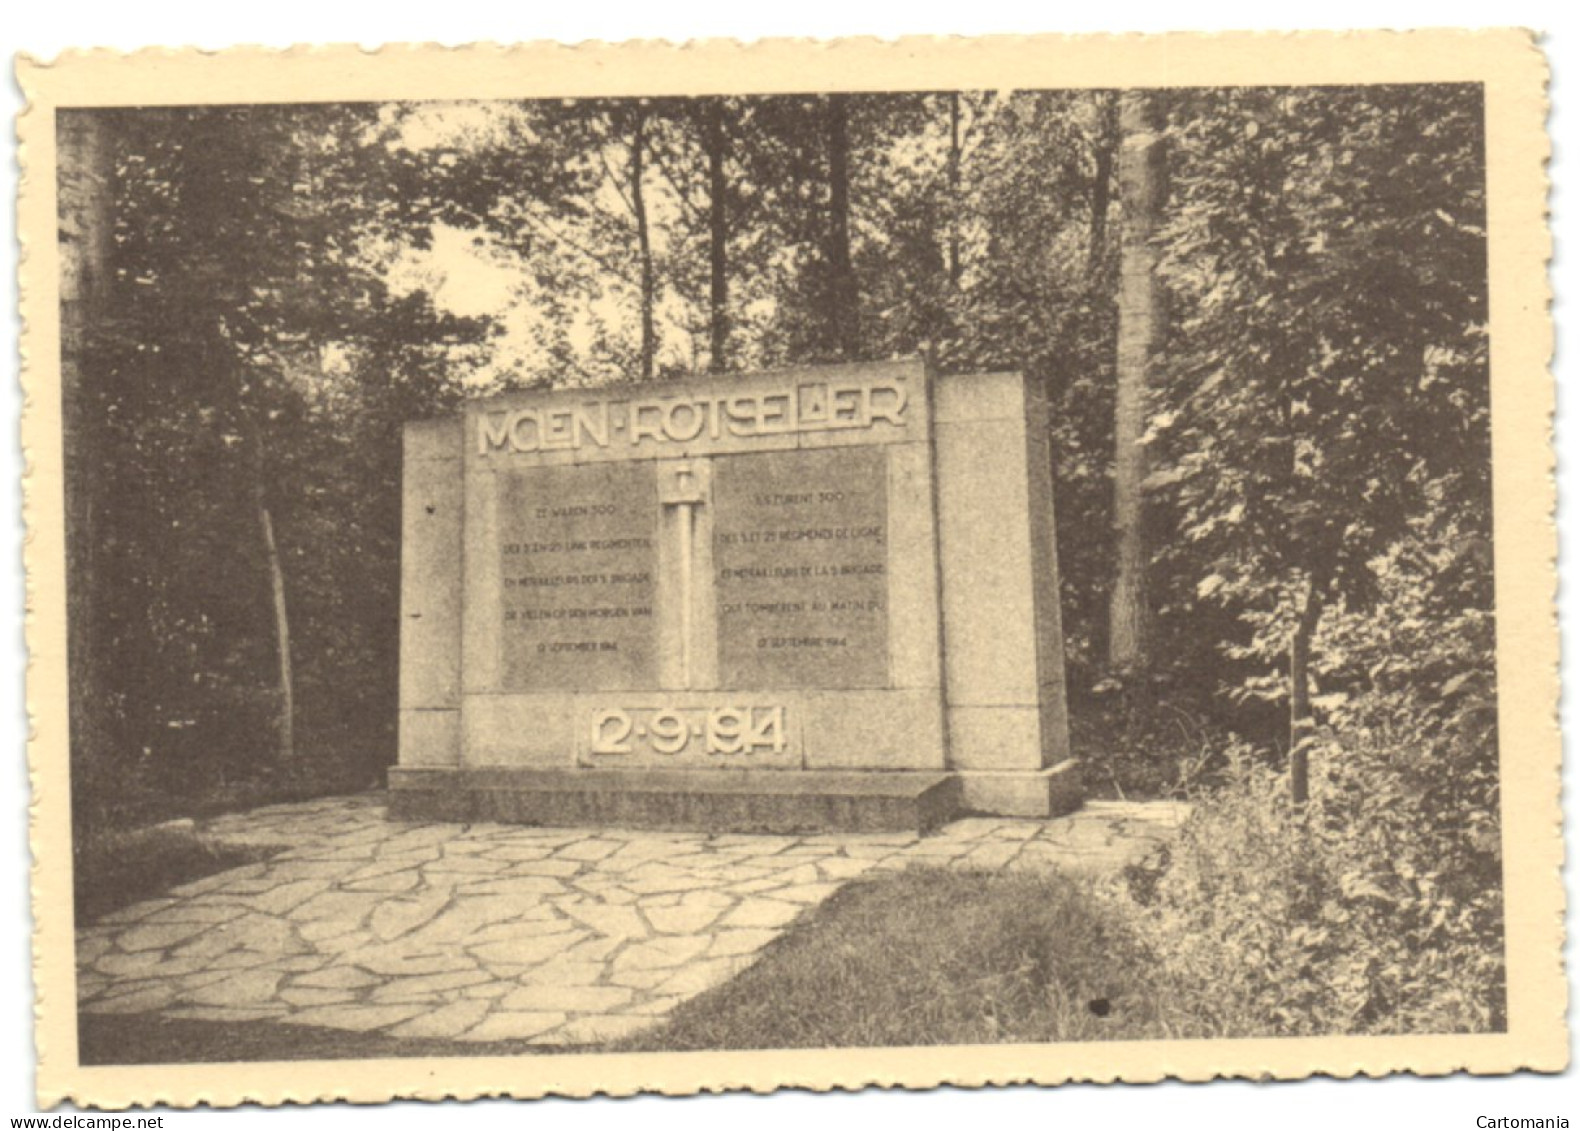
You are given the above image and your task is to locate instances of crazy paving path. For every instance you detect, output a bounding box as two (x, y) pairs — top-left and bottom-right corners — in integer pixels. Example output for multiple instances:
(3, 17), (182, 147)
(78, 795), (1190, 1046)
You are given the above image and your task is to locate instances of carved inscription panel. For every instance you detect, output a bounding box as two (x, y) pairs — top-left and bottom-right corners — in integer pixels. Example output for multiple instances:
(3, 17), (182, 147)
(497, 463), (658, 690)
(713, 447), (889, 689)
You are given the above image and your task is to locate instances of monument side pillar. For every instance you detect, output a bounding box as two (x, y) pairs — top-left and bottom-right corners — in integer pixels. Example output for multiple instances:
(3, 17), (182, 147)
(935, 372), (1081, 817)
(397, 418), (465, 772)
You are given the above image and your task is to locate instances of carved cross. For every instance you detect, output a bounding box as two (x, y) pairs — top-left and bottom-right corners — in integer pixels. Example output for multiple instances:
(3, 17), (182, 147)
(661, 461), (707, 688)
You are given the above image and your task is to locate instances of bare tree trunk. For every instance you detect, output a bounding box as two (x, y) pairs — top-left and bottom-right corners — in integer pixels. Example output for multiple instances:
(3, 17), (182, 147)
(824, 95), (859, 359)
(947, 92), (962, 286)
(58, 110), (116, 793)
(631, 107), (656, 380)
(1288, 571), (1329, 805)
(1107, 90), (1168, 672)
(257, 497), (296, 766)
(705, 100), (730, 374)
(1087, 94), (1118, 279)
(237, 395), (296, 767)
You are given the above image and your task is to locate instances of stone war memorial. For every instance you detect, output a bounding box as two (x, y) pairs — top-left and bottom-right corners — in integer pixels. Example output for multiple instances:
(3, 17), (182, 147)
(391, 358), (1081, 832)
(38, 43), (1551, 1097)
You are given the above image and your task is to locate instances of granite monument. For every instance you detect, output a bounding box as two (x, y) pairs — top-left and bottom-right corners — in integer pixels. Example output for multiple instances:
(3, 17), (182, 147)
(390, 358), (1080, 831)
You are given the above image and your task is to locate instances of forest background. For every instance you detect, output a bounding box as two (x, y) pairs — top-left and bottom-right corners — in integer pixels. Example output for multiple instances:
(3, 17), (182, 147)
(57, 85), (1503, 1035)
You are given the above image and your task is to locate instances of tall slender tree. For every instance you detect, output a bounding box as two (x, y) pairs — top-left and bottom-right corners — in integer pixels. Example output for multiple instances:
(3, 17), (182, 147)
(239, 384), (296, 766)
(1086, 93), (1119, 280)
(58, 110), (117, 804)
(824, 95), (860, 358)
(1107, 90), (1168, 672)
(704, 99), (731, 373)
(630, 105), (657, 380)
(947, 92), (963, 287)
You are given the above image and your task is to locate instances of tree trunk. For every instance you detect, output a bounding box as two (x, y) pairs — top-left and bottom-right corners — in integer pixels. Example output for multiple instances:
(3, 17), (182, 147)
(58, 110), (116, 794)
(705, 100), (730, 374)
(1107, 90), (1168, 672)
(824, 95), (859, 359)
(947, 92), (963, 286)
(1288, 571), (1329, 805)
(631, 108), (656, 380)
(257, 498), (296, 766)
(239, 395), (296, 768)
(1087, 95), (1117, 279)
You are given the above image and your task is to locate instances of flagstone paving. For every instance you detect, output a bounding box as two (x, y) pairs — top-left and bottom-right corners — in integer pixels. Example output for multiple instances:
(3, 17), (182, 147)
(78, 794), (1190, 1046)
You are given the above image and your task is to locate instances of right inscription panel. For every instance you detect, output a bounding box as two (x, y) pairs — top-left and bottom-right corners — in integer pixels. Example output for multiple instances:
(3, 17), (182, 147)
(713, 446), (889, 689)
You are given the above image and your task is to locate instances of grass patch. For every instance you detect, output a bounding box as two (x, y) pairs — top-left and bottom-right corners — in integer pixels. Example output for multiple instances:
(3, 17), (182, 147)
(74, 824), (279, 925)
(620, 866), (1200, 1051)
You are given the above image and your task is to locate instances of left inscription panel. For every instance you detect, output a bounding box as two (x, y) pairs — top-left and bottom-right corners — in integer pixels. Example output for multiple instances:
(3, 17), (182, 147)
(498, 463), (659, 690)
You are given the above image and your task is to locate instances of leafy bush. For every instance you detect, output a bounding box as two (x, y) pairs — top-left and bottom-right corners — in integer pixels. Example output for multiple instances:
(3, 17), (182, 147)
(1125, 678), (1502, 1036)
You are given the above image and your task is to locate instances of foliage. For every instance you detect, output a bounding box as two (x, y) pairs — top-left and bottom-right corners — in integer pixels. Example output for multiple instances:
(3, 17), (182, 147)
(1124, 565), (1503, 1035)
(1148, 85), (1490, 704)
(69, 105), (487, 831)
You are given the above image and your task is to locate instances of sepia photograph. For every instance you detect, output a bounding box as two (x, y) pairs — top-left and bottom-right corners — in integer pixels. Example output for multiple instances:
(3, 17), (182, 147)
(16, 29), (1561, 1107)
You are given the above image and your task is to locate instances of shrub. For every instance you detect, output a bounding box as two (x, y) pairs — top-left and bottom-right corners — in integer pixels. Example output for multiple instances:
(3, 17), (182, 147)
(1127, 688), (1503, 1036)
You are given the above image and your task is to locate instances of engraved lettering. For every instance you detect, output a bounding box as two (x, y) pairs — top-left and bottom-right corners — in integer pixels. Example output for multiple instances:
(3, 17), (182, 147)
(477, 379), (909, 456)
(478, 411), (513, 454)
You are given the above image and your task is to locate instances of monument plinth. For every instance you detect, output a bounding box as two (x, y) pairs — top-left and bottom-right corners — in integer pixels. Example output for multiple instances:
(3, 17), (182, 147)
(390, 358), (1080, 832)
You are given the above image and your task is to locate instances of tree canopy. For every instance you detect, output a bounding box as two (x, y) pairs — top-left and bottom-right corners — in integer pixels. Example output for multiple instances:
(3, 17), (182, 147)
(60, 85), (1492, 830)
